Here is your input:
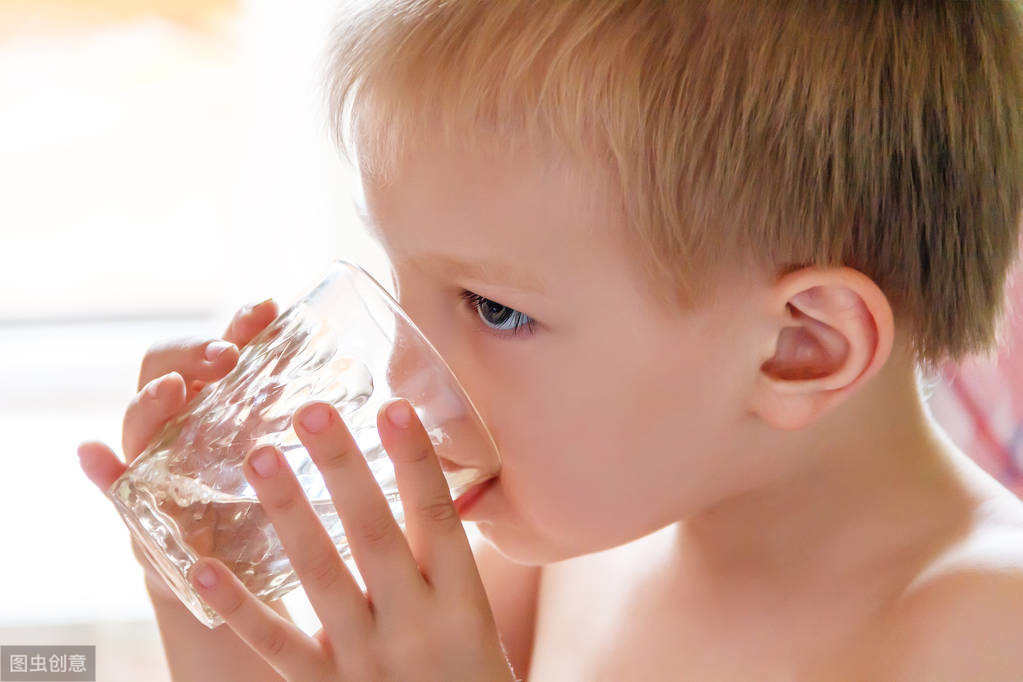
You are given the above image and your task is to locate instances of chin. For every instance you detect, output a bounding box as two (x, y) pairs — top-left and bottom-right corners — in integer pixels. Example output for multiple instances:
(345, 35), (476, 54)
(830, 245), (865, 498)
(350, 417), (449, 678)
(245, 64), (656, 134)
(474, 520), (583, 566)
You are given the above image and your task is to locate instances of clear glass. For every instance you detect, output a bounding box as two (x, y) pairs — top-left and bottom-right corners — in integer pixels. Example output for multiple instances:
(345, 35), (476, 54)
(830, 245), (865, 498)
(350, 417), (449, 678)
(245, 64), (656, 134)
(107, 259), (501, 628)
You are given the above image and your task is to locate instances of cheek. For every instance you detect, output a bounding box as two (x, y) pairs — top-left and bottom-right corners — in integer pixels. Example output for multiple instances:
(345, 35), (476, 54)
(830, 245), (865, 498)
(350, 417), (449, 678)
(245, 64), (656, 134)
(487, 334), (745, 552)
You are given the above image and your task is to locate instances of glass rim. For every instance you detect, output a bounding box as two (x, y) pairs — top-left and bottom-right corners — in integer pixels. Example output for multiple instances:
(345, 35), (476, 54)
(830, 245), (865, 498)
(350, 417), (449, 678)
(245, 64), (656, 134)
(330, 257), (502, 470)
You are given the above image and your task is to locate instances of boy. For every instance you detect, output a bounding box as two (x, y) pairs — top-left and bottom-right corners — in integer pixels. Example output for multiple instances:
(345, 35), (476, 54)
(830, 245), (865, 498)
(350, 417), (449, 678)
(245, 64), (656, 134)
(79, 0), (1023, 679)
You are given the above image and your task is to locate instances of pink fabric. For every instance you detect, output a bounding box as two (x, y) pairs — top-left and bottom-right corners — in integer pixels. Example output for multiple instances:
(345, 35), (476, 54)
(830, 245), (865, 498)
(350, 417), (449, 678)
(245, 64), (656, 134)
(928, 260), (1023, 497)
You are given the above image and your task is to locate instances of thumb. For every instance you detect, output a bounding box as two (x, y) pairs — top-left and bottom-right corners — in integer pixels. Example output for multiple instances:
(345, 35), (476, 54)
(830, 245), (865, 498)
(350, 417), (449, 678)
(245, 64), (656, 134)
(77, 441), (128, 492)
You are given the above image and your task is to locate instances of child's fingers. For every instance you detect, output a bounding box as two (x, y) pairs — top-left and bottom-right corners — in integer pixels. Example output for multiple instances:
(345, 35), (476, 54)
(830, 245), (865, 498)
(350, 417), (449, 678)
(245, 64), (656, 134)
(122, 371), (189, 460)
(74, 441), (265, 611)
(219, 298), (278, 350)
(77, 441), (127, 490)
(242, 444), (373, 649)
(136, 337), (240, 396)
(292, 401), (427, 615)
(77, 442), (181, 601)
(133, 298), (277, 400)
(123, 299), (279, 459)
(376, 399), (481, 592)
(189, 558), (331, 680)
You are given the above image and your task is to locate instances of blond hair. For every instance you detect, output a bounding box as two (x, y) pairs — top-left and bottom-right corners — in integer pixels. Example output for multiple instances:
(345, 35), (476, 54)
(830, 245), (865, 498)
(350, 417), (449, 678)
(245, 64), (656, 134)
(325, 0), (1023, 370)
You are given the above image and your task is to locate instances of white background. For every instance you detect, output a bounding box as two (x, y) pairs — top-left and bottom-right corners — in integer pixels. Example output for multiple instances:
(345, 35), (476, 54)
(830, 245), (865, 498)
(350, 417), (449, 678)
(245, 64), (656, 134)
(0, 0), (392, 636)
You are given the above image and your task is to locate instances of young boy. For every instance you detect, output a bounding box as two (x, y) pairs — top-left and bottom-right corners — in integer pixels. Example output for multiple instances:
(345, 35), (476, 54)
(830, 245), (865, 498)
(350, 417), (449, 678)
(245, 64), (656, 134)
(79, 0), (1023, 679)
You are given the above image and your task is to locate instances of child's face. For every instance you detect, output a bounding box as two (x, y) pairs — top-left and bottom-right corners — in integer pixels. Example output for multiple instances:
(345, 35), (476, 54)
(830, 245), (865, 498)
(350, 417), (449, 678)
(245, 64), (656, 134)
(361, 139), (773, 564)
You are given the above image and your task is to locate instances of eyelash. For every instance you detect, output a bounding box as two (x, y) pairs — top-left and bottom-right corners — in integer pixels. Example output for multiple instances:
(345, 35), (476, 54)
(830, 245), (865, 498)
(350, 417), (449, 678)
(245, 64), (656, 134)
(459, 290), (537, 337)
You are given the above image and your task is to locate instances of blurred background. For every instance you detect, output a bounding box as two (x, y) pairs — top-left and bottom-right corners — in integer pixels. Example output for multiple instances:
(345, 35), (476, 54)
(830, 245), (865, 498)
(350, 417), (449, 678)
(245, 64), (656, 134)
(0, 1), (1020, 681)
(0, 0), (391, 679)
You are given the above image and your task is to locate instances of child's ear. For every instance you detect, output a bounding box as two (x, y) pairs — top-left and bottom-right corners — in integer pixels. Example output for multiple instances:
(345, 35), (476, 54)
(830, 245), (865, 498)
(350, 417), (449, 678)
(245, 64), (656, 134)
(748, 266), (895, 430)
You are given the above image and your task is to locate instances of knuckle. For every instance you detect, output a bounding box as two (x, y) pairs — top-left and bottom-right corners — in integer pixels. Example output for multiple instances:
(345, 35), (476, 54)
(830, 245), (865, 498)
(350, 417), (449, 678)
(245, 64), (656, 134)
(314, 443), (357, 471)
(405, 443), (434, 464)
(220, 589), (245, 618)
(415, 497), (459, 527)
(299, 550), (341, 590)
(355, 512), (399, 549)
(265, 489), (301, 514)
(258, 623), (289, 659)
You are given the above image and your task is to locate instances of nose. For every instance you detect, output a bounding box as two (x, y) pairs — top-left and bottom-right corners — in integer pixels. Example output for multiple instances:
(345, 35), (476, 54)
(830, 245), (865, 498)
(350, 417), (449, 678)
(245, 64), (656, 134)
(384, 314), (500, 486)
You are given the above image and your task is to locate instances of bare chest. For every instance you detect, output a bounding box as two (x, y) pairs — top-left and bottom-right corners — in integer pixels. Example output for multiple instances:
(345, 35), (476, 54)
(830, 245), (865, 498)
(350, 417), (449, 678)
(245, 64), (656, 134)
(524, 536), (879, 682)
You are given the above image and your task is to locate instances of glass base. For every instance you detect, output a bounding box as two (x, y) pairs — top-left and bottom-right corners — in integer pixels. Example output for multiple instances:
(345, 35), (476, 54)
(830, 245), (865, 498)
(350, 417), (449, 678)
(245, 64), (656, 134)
(110, 482), (225, 629)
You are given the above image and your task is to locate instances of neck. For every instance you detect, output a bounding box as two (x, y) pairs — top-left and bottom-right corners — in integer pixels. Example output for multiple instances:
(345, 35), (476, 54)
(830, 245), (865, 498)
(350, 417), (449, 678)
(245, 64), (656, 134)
(673, 351), (982, 605)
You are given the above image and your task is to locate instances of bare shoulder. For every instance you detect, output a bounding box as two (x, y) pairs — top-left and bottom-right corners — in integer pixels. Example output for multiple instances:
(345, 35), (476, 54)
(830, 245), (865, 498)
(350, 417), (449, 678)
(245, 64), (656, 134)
(863, 498), (1023, 681)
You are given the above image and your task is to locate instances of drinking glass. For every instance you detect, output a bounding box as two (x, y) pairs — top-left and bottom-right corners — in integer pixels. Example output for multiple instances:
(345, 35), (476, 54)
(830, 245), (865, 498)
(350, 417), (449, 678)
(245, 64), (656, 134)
(107, 259), (501, 628)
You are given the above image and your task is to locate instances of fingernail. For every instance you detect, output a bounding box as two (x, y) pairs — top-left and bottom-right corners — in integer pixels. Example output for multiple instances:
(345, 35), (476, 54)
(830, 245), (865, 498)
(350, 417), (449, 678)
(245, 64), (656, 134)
(386, 399), (413, 428)
(205, 341), (235, 362)
(246, 298), (274, 315)
(145, 374), (172, 400)
(194, 563), (218, 590)
(249, 446), (279, 478)
(298, 403), (330, 433)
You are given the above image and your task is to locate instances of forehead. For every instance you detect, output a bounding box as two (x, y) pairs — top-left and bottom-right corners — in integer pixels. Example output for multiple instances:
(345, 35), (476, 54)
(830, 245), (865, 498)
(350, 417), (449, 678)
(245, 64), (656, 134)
(358, 139), (627, 286)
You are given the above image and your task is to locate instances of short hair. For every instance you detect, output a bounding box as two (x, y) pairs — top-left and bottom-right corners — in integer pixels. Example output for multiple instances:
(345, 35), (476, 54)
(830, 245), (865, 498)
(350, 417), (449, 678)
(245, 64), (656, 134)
(325, 0), (1023, 371)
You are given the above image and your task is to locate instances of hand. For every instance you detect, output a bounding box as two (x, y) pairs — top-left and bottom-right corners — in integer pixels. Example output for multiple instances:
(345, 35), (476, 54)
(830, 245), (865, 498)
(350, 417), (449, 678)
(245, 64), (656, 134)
(77, 297), (280, 602)
(186, 398), (515, 682)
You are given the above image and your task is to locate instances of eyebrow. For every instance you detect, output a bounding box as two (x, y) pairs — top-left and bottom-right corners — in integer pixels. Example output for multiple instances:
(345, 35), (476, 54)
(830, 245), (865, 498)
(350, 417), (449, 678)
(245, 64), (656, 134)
(409, 253), (547, 294)
(358, 215), (546, 294)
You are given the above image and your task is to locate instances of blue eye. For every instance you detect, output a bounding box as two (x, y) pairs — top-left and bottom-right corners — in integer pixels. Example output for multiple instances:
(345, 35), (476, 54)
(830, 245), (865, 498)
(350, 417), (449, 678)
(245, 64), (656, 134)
(459, 290), (537, 336)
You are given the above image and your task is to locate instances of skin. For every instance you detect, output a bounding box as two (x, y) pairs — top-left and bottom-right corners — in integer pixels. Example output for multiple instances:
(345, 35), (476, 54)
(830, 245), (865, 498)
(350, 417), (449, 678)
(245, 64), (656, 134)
(359, 135), (1023, 679)
(79, 301), (294, 681)
(78, 134), (1023, 679)
(80, 301), (514, 681)
(357, 137), (937, 564)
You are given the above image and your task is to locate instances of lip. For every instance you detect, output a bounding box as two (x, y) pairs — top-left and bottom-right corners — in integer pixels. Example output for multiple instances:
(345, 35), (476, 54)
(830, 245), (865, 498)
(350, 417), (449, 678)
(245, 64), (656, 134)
(453, 478), (495, 518)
